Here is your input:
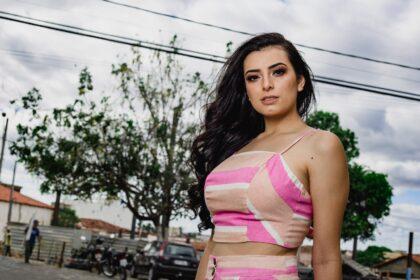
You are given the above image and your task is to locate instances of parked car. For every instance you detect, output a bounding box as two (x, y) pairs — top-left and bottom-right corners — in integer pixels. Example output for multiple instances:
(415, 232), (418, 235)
(130, 240), (198, 280)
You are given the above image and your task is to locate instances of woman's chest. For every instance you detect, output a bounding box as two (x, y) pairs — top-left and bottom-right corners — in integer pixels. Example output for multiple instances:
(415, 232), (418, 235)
(204, 152), (312, 217)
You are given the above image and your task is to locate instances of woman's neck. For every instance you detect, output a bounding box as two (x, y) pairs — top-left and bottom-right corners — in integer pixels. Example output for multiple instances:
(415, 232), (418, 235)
(262, 110), (306, 136)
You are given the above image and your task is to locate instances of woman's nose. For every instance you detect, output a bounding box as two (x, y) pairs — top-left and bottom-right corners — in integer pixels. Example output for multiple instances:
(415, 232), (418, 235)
(262, 76), (274, 91)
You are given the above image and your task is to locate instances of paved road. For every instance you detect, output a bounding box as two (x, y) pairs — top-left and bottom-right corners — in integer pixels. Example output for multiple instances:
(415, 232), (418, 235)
(0, 256), (127, 280)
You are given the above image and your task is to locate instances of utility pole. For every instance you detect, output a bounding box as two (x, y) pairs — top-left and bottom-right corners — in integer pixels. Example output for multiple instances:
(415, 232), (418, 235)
(0, 114), (9, 182)
(406, 232), (414, 280)
(7, 160), (17, 223)
(130, 214), (136, 240)
(352, 236), (358, 260)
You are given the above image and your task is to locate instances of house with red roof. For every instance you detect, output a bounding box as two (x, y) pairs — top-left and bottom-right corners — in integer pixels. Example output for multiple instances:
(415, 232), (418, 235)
(0, 182), (53, 236)
(374, 254), (420, 278)
(76, 218), (130, 235)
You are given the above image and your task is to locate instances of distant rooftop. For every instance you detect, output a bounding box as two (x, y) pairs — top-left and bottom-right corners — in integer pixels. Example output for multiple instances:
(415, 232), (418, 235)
(0, 182), (53, 210)
(375, 254), (420, 268)
(76, 218), (130, 234)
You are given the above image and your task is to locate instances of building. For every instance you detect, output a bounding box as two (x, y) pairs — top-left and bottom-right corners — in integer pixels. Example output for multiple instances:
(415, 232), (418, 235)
(383, 250), (405, 260)
(62, 198), (134, 229)
(0, 182), (53, 237)
(76, 217), (130, 236)
(296, 245), (378, 279)
(374, 254), (420, 278)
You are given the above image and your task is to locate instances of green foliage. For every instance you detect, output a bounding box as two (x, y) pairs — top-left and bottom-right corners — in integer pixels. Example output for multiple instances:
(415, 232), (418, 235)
(10, 34), (210, 240)
(225, 41), (233, 55)
(57, 207), (80, 228)
(10, 88), (42, 118)
(306, 111), (359, 161)
(341, 164), (393, 241)
(356, 246), (392, 267)
(10, 87), (85, 225)
(78, 67), (94, 95)
(140, 223), (156, 234)
(307, 110), (393, 241)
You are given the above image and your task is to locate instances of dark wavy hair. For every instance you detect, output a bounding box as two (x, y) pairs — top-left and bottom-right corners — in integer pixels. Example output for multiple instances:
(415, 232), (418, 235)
(188, 32), (316, 232)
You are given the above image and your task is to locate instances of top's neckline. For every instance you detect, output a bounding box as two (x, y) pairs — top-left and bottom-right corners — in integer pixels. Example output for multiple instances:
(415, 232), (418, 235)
(232, 128), (318, 157)
(231, 150), (280, 157)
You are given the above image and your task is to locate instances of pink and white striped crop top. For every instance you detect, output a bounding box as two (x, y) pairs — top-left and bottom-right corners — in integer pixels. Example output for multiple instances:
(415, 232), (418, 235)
(204, 128), (317, 249)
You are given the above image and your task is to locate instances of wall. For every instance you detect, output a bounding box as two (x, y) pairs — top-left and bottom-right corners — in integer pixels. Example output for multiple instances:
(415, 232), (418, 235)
(0, 201), (52, 240)
(7, 223), (147, 263)
(62, 198), (133, 229)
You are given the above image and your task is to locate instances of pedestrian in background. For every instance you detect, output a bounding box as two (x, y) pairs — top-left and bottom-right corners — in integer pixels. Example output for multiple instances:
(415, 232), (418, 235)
(24, 219), (41, 263)
(3, 228), (12, 256)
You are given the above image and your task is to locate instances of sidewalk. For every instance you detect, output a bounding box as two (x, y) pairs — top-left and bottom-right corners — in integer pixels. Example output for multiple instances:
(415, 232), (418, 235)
(0, 255), (113, 280)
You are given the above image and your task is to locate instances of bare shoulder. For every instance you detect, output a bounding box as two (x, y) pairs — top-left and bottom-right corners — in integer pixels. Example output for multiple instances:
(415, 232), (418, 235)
(308, 129), (345, 157)
(306, 129), (349, 194)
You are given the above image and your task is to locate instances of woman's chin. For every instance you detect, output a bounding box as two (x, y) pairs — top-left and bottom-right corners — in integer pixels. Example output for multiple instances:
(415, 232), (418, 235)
(257, 106), (288, 117)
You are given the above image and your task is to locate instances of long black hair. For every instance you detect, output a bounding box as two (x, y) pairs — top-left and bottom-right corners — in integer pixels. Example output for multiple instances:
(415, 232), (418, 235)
(188, 32), (316, 231)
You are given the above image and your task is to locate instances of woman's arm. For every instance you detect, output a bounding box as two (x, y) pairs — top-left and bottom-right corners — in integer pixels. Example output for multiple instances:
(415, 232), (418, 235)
(195, 229), (215, 280)
(308, 131), (349, 280)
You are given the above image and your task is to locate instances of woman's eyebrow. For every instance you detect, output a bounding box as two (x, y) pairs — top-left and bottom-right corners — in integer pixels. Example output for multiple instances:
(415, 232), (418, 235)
(244, 62), (287, 75)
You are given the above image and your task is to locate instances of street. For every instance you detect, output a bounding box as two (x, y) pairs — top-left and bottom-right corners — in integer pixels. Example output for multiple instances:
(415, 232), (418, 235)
(0, 256), (135, 280)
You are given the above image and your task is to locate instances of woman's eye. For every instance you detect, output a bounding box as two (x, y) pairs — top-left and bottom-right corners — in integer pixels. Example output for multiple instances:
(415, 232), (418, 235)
(273, 69), (285, 75)
(246, 75), (258, 81)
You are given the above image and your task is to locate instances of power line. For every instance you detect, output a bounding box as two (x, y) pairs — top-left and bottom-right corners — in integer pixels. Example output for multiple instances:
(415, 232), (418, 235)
(101, 0), (420, 71)
(313, 78), (420, 102)
(319, 86), (420, 112)
(102, 0), (253, 35)
(0, 11), (226, 63)
(14, 0), (225, 50)
(0, 48), (111, 66)
(1, 11), (420, 102)
(5, 46), (420, 89)
(310, 59), (420, 85)
(6, 46), (418, 101)
(17, 0), (420, 85)
(316, 75), (420, 98)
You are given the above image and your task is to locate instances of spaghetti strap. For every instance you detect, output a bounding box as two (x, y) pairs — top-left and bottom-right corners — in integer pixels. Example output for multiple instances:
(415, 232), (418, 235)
(280, 128), (317, 155)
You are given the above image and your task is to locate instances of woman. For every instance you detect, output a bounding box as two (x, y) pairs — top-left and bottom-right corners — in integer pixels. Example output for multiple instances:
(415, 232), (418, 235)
(189, 33), (349, 279)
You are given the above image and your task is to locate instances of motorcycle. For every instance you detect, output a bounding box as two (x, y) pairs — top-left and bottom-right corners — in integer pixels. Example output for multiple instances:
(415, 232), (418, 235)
(86, 238), (105, 274)
(128, 246), (146, 278)
(100, 245), (128, 280)
(66, 237), (104, 274)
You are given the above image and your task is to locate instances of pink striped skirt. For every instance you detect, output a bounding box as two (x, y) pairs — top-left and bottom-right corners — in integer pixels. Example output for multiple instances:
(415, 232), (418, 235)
(205, 254), (299, 280)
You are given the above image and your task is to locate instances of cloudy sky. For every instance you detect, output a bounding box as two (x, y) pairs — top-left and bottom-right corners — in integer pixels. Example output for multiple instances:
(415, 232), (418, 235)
(1, 0), (419, 252)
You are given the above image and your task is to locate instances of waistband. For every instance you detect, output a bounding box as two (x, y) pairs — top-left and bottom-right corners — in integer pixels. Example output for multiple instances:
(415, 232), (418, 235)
(206, 254), (298, 279)
(208, 254), (298, 269)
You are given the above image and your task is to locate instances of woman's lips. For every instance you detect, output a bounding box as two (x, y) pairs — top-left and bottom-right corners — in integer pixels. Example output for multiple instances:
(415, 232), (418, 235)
(261, 96), (279, 105)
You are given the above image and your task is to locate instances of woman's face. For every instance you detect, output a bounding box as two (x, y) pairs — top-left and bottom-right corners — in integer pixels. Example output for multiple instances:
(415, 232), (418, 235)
(243, 46), (305, 117)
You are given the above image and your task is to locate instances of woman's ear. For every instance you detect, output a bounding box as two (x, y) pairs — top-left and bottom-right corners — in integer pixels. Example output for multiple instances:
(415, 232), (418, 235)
(297, 75), (305, 92)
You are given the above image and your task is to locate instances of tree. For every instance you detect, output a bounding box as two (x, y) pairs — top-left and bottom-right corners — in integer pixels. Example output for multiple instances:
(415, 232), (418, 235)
(102, 36), (211, 240)
(356, 245), (392, 267)
(307, 111), (393, 258)
(57, 207), (80, 228)
(9, 88), (83, 226)
(343, 164), (393, 258)
(10, 35), (211, 240)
